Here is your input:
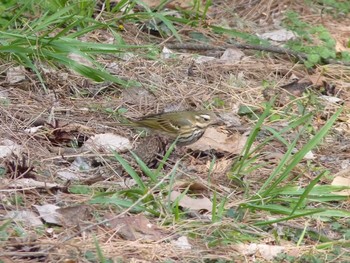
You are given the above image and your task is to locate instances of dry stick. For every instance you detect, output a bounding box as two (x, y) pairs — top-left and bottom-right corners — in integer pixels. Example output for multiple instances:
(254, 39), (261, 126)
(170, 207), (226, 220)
(165, 42), (307, 61)
(41, 160), (179, 253)
(165, 43), (350, 66)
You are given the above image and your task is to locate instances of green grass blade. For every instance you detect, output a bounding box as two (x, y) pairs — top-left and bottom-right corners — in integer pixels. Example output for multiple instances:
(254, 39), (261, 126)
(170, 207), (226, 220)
(154, 13), (181, 42)
(260, 107), (342, 197)
(130, 151), (157, 182)
(90, 194), (159, 215)
(254, 208), (326, 226)
(113, 151), (146, 190)
(93, 235), (107, 263)
(231, 101), (272, 177)
(290, 171), (327, 215)
(155, 138), (177, 174)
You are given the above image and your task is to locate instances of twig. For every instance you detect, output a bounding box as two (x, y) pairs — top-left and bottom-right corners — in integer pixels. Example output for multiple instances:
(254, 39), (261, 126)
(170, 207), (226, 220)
(165, 43), (350, 66)
(165, 42), (307, 62)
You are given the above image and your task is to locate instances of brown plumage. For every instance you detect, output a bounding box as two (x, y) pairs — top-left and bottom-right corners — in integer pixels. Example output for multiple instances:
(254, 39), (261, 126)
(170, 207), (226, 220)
(116, 110), (221, 145)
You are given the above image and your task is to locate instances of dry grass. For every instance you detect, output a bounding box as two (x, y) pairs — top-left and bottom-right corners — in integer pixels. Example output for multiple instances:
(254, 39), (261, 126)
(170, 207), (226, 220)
(1, 0), (350, 262)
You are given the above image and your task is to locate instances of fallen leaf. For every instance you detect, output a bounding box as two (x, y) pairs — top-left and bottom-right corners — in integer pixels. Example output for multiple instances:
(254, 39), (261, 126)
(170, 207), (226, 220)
(258, 29), (296, 42)
(34, 204), (61, 225)
(166, 0), (194, 9)
(56, 205), (91, 227)
(0, 88), (9, 100)
(6, 66), (26, 83)
(186, 127), (246, 154)
(106, 214), (166, 241)
(303, 151), (315, 160)
(33, 204), (91, 227)
(331, 175), (350, 196)
(170, 190), (212, 211)
(24, 126), (44, 134)
(171, 236), (192, 250)
(83, 133), (131, 152)
(194, 55), (216, 64)
(319, 95), (343, 104)
(173, 181), (209, 195)
(235, 243), (284, 261)
(308, 74), (327, 86)
(5, 210), (43, 227)
(122, 86), (156, 105)
(220, 48), (245, 63)
(207, 158), (232, 176)
(0, 139), (22, 158)
(141, 0), (163, 8)
(161, 46), (174, 59)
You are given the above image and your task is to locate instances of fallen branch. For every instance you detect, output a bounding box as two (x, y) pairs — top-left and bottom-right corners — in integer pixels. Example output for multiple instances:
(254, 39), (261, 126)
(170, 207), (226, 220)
(165, 43), (350, 66)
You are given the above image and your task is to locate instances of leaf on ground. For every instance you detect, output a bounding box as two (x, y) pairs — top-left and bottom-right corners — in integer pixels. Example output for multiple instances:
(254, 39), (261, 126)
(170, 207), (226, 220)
(24, 126), (44, 134)
(123, 0), (194, 18)
(141, 0), (163, 8)
(83, 133), (131, 152)
(281, 79), (312, 96)
(319, 95), (343, 104)
(170, 191), (212, 212)
(51, 123), (93, 134)
(220, 48), (245, 63)
(34, 204), (91, 227)
(303, 150), (315, 160)
(194, 55), (216, 64)
(165, 0), (193, 9)
(331, 175), (350, 196)
(6, 66), (26, 83)
(56, 205), (91, 227)
(234, 244), (286, 261)
(258, 29), (296, 42)
(161, 46), (174, 59)
(185, 158), (233, 181)
(0, 88), (9, 100)
(106, 214), (167, 241)
(186, 127), (246, 154)
(45, 122), (93, 145)
(325, 24), (350, 52)
(34, 204), (61, 225)
(0, 139), (22, 158)
(207, 158), (233, 177)
(171, 236), (192, 250)
(122, 86), (156, 105)
(173, 181), (209, 195)
(5, 210), (43, 227)
(308, 74), (327, 86)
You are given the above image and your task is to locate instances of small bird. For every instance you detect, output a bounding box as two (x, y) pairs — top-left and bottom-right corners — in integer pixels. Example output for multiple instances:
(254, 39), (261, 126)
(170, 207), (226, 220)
(115, 110), (221, 145)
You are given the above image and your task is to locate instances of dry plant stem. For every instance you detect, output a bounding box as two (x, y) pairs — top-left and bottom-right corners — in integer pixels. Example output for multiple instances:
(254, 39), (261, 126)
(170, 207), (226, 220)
(41, 161), (178, 252)
(0, 252), (59, 258)
(166, 43), (350, 66)
(166, 42), (307, 61)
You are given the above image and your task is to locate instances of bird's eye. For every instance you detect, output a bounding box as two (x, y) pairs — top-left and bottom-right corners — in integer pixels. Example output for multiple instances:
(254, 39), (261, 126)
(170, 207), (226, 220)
(199, 114), (211, 121)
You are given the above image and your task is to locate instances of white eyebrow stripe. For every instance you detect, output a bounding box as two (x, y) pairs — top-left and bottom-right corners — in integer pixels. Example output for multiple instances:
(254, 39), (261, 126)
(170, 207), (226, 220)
(199, 114), (211, 120)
